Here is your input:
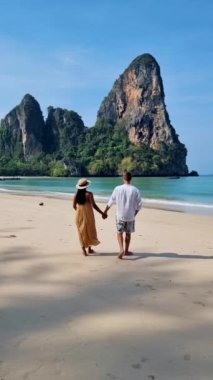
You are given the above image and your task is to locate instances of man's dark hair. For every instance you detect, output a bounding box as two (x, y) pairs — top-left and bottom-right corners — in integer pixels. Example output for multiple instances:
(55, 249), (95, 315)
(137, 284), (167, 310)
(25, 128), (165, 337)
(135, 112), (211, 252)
(123, 171), (132, 181)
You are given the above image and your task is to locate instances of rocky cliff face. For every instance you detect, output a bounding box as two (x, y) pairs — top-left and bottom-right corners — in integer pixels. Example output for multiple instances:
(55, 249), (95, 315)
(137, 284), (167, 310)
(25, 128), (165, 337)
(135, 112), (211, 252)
(45, 106), (85, 154)
(0, 54), (190, 176)
(97, 54), (188, 174)
(0, 96), (85, 162)
(0, 94), (45, 159)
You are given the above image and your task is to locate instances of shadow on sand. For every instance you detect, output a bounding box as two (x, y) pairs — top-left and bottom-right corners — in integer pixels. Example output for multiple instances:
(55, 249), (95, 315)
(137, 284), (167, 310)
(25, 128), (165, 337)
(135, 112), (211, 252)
(128, 252), (213, 261)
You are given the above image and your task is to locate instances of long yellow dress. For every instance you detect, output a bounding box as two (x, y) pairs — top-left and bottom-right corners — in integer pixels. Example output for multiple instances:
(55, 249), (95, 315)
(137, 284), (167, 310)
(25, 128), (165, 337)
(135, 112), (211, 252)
(76, 200), (100, 248)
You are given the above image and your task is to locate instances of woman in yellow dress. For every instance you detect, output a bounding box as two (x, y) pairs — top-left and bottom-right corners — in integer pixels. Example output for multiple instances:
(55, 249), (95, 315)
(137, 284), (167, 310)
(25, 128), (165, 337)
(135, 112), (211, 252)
(73, 178), (106, 256)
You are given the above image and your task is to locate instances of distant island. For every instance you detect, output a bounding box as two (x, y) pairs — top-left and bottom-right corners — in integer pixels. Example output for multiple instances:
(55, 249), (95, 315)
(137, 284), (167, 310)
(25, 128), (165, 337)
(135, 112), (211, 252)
(0, 53), (198, 177)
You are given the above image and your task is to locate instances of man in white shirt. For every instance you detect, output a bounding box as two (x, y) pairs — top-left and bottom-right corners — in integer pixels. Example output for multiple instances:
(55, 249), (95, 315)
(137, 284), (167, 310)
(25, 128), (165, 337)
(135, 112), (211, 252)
(103, 172), (142, 259)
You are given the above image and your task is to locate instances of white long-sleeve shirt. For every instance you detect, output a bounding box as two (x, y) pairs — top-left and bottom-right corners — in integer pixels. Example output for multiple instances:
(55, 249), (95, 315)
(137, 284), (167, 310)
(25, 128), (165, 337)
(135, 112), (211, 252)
(107, 184), (142, 221)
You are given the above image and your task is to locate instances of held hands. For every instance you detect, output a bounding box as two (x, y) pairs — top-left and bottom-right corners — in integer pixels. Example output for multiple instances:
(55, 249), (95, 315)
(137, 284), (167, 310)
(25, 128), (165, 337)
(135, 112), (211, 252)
(101, 206), (109, 219)
(102, 212), (108, 219)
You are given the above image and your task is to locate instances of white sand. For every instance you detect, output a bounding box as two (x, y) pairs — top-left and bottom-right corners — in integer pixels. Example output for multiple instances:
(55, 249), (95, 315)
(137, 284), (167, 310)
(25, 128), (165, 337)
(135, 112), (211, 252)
(0, 192), (213, 380)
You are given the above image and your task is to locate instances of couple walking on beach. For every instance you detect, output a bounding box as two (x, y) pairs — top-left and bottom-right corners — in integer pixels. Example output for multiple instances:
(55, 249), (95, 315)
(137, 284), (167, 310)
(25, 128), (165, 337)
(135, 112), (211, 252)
(73, 172), (142, 259)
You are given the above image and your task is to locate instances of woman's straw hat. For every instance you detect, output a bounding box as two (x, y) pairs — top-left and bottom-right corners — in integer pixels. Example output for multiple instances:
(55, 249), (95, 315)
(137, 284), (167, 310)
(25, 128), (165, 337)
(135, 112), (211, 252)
(76, 178), (91, 189)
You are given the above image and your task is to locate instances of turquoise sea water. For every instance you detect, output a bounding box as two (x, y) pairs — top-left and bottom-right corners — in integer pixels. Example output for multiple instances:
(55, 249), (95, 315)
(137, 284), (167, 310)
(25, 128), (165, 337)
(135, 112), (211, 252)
(1, 176), (213, 215)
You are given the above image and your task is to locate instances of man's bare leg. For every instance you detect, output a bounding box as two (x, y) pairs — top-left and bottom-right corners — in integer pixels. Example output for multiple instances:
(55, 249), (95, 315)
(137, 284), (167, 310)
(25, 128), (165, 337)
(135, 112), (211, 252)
(124, 233), (132, 255)
(117, 232), (124, 259)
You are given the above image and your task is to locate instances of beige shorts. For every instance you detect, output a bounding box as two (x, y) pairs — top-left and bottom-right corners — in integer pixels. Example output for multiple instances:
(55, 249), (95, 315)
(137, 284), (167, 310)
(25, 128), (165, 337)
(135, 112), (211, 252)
(116, 219), (135, 233)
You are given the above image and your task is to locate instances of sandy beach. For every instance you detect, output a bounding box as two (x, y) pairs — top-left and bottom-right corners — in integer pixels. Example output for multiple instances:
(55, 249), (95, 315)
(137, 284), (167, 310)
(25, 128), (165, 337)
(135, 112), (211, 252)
(0, 192), (213, 380)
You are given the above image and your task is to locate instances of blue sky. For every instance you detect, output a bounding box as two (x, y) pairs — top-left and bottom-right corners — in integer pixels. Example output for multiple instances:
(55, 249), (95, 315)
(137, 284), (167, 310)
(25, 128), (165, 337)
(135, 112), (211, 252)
(0, 0), (212, 174)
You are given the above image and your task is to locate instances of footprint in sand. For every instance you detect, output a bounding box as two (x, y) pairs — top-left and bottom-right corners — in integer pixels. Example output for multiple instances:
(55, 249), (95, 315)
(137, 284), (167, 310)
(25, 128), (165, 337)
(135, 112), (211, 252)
(131, 363), (141, 369)
(106, 373), (119, 380)
(141, 357), (148, 363)
(39, 315), (47, 319)
(145, 285), (156, 291)
(193, 301), (206, 307)
(184, 353), (191, 361)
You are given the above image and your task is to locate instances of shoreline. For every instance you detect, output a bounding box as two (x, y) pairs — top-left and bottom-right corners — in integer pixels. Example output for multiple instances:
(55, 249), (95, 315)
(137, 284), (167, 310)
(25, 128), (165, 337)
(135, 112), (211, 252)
(1, 187), (213, 216)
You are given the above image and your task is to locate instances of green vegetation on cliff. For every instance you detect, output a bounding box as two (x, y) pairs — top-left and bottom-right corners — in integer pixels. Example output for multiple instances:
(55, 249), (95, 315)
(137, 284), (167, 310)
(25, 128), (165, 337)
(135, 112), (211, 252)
(76, 120), (187, 176)
(0, 52), (189, 177)
(0, 117), (187, 177)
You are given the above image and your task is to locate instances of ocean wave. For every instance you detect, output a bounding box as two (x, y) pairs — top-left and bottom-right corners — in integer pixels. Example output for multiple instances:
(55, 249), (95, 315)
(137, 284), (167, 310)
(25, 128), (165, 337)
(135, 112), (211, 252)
(1, 187), (213, 214)
(142, 197), (213, 209)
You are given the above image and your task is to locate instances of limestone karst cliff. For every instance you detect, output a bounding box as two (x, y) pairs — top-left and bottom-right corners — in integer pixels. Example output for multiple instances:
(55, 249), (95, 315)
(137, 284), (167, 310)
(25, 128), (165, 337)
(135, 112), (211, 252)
(97, 54), (188, 175)
(98, 54), (177, 147)
(45, 106), (86, 154)
(0, 94), (45, 160)
(0, 53), (190, 176)
(0, 96), (85, 163)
